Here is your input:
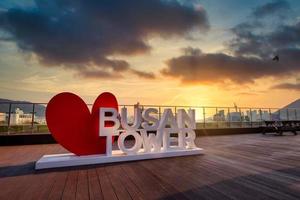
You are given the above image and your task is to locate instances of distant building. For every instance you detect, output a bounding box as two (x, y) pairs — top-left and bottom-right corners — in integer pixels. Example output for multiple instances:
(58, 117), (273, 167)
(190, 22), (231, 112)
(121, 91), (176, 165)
(262, 111), (270, 121)
(34, 116), (46, 124)
(275, 109), (300, 120)
(273, 99), (300, 120)
(10, 108), (33, 125)
(0, 112), (6, 123)
(213, 110), (225, 121)
(227, 112), (241, 122)
(245, 110), (271, 121)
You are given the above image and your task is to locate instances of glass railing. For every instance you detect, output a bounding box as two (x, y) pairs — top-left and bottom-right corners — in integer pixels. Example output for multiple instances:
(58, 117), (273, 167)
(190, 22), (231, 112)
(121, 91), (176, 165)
(0, 102), (299, 135)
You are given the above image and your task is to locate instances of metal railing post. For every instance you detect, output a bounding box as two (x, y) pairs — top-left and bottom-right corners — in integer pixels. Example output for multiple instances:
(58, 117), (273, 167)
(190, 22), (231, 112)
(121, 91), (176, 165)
(216, 107), (218, 128)
(259, 109), (262, 126)
(7, 103), (12, 135)
(250, 108), (253, 127)
(203, 107), (206, 128)
(239, 108), (242, 127)
(31, 103), (35, 133)
(269, 108), (272, 121)
(228, 107), (231, 128)
(159, 107), (161, 120)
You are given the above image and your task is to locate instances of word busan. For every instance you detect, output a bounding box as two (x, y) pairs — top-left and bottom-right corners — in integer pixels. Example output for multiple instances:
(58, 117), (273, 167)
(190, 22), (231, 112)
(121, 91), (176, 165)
(100, 107), (197, 155)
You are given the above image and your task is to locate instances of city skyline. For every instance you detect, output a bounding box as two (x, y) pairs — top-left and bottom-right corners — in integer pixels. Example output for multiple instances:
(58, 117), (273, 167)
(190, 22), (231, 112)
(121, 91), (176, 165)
(1, 0), (300, 107)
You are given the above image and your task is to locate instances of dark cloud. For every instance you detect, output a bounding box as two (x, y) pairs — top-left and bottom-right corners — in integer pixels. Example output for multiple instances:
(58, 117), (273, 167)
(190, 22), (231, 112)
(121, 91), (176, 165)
(229, 21), (300, 58)
(236, 92), (260, 96)
(229, 0), (294, 58)
(78, 69), (122, 79)
(0, 0), (209, 79)
(181, 46), (202, 56)
(130, 69), (155, 79)
(162, 47), (300, 84)
(269, 22), (300, 48)
(272, 83), (300, 91)
(252, 0), (290, 18)
(162, 0), (300, 85)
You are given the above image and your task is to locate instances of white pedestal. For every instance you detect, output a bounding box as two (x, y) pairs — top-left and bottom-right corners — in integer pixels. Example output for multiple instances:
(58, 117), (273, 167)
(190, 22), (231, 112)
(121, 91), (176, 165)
(35, 148), (203, 170)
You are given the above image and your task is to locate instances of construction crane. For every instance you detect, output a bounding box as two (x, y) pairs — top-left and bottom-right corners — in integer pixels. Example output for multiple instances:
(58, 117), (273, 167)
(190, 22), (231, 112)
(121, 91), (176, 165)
(233, 102), (238, 112)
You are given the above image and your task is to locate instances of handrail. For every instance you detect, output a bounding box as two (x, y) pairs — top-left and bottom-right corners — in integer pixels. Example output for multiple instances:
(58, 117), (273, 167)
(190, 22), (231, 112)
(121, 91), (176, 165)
(0, 102), (299, 135)
(0, 102), (299, 110)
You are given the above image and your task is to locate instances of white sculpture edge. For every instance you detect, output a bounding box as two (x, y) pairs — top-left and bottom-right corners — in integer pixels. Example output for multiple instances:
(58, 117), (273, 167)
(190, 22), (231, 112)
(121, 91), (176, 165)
(35, 147), (203, 170)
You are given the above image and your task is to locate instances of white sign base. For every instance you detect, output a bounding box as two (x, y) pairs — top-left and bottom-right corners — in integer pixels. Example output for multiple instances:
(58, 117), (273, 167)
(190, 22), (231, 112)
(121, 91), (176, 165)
(35, 148), (203, 170)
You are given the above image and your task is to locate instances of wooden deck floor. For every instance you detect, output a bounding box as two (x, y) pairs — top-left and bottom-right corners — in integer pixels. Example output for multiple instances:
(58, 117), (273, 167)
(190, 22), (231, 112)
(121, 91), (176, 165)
(0, 133), (299, 200)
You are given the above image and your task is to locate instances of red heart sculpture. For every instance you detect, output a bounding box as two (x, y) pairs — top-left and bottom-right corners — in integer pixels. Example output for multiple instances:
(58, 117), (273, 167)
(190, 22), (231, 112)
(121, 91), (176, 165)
(46, 92), (118, 156)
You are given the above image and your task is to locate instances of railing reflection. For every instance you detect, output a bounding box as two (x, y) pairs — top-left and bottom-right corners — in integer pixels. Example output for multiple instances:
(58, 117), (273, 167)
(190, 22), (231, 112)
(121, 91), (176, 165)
(0, 102), (299, 135)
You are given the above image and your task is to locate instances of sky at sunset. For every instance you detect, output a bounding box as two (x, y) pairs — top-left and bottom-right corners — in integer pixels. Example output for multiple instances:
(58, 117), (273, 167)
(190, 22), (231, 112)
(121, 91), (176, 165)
(1, 0), (300, 108)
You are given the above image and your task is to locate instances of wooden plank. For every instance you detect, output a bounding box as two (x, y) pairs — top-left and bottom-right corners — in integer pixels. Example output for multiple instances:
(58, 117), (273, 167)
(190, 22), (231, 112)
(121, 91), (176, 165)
(105, 166), (132, 200)
(121, 163), (178, 199)
(62, 170), (78, 200)
(96, 167), (118, 200)
(35, 172), (58, 200)
(0, 134), (299, 200)
(87, 169), (103, 200)
(140, 156), (233, 199)
(47, 171), (68, 200)
(76, 170), (89, 200)
(113, 165), (144, 200)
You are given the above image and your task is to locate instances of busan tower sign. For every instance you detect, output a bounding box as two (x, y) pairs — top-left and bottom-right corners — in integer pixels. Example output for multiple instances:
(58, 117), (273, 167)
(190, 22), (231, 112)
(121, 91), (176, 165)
(35, 92), (203, 170)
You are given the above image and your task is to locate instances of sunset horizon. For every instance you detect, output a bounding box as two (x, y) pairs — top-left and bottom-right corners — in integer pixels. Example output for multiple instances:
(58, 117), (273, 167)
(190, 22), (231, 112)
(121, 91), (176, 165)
(0, 1), (300, 199)
(1, 0), (300, 108)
